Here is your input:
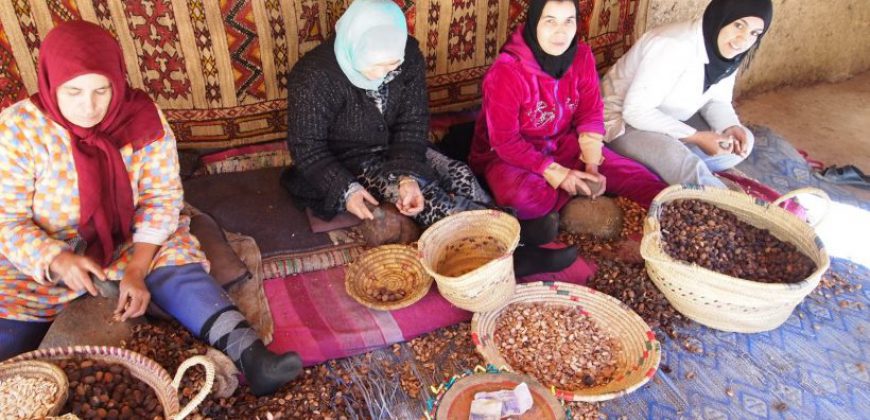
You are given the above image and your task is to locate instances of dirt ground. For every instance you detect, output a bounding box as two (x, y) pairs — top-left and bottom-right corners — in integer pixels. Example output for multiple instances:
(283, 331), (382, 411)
(735, 71), (870, 203)
(736, 71), (870, 169)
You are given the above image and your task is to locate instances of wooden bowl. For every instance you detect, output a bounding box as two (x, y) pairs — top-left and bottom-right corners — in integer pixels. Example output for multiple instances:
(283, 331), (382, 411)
(436, 372), (564, 420)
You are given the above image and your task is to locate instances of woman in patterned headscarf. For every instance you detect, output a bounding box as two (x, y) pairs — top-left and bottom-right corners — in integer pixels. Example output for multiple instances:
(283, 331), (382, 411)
(602, 0), (774, 188)
(0, 21), (301, 396)
(280, 0), (493, 228)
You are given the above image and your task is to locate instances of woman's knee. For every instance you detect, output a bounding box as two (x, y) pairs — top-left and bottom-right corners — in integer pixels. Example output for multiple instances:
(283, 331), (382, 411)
(0, 318), (51, 361)
(494, 180), (558, 219)
(701, 146), (748, 172)
(741, 126), (756, 155)
(146, 263), (233, 333)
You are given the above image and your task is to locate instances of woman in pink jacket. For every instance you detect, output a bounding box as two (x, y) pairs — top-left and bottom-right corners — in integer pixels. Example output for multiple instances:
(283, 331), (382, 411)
(470, 0), (667, 261)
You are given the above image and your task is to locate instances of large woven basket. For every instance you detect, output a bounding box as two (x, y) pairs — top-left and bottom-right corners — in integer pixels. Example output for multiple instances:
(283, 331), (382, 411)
(5, 346), (214, 420)
(0, 360), (69, 417)
(345, 244), (433, 311)
(640, 185), (831, 333)
(471, 282), (660, 402)
(418, 210), (520, 312)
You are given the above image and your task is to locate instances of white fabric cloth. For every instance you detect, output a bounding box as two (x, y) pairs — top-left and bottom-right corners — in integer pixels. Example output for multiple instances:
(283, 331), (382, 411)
(601, 19), (742, 142)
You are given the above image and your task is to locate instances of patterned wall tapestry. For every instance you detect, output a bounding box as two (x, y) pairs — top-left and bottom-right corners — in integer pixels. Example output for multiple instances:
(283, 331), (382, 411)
(0, 0), (648, 149)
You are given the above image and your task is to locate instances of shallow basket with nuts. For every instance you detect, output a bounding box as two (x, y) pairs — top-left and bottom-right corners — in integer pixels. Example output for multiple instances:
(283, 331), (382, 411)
(471, 282), (661, 402)
(345, 244), (434, 311)
(0, 360), (68, 418)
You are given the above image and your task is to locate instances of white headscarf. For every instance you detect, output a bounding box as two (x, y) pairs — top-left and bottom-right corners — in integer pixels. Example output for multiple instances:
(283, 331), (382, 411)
(334, 0), (408, 90)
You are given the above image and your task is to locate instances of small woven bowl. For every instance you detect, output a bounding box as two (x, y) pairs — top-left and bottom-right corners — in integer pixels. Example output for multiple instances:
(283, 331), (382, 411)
(345, 244), (433, 311)
(0, 360), (69, 417)
(471, 281), (661, 402)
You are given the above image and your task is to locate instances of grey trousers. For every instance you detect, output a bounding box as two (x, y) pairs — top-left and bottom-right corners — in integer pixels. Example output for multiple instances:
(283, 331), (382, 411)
(607, 114), (755, 188)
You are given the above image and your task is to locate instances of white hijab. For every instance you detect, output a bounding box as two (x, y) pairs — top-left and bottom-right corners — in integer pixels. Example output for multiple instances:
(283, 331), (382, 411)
(334, 0), (408, 90)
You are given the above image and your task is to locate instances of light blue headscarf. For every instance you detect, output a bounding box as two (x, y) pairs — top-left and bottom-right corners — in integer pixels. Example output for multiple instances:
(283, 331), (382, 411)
(334, 0), (408, 90)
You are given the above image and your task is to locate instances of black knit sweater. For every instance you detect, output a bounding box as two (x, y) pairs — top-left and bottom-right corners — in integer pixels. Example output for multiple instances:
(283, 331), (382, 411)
(280, 36), (431, 218)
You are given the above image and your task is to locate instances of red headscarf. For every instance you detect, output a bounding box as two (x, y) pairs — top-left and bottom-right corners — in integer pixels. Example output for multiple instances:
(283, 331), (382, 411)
(30, 21), (164, 267)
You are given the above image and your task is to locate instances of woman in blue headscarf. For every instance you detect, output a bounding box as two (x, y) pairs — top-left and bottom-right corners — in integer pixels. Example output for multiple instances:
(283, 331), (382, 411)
(281, 0), (492, 228)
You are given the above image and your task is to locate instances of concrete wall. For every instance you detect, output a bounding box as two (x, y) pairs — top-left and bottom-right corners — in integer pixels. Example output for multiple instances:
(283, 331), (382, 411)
(642, 0), (870, 97)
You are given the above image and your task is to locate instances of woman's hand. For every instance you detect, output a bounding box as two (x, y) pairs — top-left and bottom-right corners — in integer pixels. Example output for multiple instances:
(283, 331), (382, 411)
(558, 170), (600, 197)
(583, 164), (607, 198)
(49, 251), (104, 296)
(114, 243), (160, 322)
(685, 131), (733, 156)
(723, 125), (749, 156)
(115, 264), (151, 321)
(347, 188), (379, 220)
(396, 178), (424, 216)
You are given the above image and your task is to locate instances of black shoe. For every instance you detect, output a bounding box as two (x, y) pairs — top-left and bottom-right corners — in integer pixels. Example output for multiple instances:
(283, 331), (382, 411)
(519, 212), (560, 246)
(513, 245), (578, 278)
(239, 341), (303, 396)
(814, 164), (870, 189)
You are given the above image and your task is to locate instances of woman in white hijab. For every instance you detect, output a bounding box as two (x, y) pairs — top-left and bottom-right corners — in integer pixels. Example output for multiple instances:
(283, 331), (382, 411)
(281, 0), (492, 228)
(601, 0), (773, 188)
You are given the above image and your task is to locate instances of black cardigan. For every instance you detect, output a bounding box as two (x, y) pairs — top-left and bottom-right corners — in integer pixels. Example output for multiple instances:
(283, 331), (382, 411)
(280, 36), (432, 219)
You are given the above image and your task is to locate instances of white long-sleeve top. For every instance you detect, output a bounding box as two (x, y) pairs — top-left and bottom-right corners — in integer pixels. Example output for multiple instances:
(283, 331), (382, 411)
(601, 19), (742, 141)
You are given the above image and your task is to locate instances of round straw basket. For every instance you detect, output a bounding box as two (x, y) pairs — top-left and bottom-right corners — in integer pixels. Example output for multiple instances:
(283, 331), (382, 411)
(471, 282), (660, 402)
(345, 244), (433, 311)
(418, 210), (520, 312)
(6, 346), (214, 420)
(0, 360), (68, 417)
(641, 185), (831, 333)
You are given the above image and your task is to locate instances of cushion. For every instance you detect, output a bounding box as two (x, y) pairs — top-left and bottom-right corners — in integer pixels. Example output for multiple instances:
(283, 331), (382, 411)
(200, 141), (292, 175)
(264, 258), (594, 366)
(194, 111), (479, 175)
(306, 208), (361, 233)
(188, 211), (251, 288)
(182, 167), (365, 279)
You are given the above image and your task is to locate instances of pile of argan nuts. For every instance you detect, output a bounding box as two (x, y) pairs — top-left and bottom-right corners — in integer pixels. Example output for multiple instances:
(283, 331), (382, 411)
(365, 286), (408, 303)
(494, 303), (622, 389)
(121, 318), (601, 419)
(588, 259), (688, 340)
(58, 358), (164, 419)
(660, 199), (816, 283)
(126, 321), (369, 419)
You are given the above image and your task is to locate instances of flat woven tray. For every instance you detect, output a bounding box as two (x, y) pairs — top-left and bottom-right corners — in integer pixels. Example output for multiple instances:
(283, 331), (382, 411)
(471, 281), (660, 402)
